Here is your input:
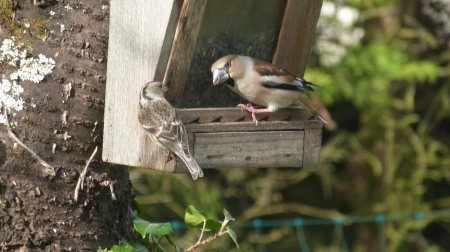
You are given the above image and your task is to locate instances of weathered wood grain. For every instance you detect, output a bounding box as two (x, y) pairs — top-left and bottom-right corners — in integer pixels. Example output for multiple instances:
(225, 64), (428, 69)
(272, 0), (323, 76)
(183, 120), (321, 133)
(164, 0), (208, 106)
(176, 107), (321, 123)
(302, 128), (322, 168)
(103, 0), (179, 171)
(177, 108), (249, 124)
(192, 131), (304, 168)
(174, 107), (322, 171)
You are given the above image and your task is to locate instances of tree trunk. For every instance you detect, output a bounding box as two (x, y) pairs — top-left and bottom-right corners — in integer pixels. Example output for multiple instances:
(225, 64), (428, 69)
(0, 1), (134, 250)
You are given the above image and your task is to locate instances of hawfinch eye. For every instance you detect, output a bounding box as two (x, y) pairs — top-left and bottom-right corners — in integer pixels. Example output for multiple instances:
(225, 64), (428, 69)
(225, 61), (231, 68)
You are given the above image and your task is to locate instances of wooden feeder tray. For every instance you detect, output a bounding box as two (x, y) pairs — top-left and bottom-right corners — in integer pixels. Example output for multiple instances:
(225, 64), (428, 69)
(103, 0), (324, 173)
(176, 107), (323, 170)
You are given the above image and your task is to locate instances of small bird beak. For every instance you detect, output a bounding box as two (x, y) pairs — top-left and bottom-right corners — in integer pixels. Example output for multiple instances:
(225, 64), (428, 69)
(212, 68), (230, 86)
(162, 85), (169, 92)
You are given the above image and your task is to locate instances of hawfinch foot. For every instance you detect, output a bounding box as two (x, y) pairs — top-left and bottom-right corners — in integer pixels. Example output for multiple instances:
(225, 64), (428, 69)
(237, 103), (271, 126)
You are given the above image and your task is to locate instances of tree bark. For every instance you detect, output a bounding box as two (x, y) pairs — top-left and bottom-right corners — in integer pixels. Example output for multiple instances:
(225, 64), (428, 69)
(0, 1), (134, 250)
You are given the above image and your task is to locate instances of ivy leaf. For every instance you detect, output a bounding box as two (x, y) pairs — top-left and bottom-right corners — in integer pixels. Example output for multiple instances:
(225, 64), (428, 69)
(108, 244), (133, 252)
(164, 235), (183, 252)
(223, 209), (235, 221)
(226, 227), (239, 249)
(97, 239), (153, 252)
(131, 199), (147, 220)
(100, 240), (148, 252)
(130, 242), (150, 252)
(132, 216), (173, 238)
(184, 205), (222, 231)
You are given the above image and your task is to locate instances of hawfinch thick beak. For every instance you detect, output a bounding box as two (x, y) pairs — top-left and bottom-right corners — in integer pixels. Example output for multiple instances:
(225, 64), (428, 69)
(212, 68), (230, 86)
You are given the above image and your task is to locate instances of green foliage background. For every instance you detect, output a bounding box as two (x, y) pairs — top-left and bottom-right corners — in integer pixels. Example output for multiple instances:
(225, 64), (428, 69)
(130, 0), (450, 251)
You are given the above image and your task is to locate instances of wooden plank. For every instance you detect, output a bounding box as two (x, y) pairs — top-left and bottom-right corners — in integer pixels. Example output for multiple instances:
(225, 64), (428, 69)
(272, 0), (323, 76)
(183, 120), (321, 133)
(176, 107), (320, 123)
(193, 131), (304, 168)
(164, 0), (208, 106)
(103, 0), (179, 172)
(302, 128), (322, 168)
(177, 108), (248, 124)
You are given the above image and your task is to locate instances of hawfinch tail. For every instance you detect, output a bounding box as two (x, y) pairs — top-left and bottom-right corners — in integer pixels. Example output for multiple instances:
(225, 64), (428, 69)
(211, 54), (327, 124)
(138, 82), (203, 180)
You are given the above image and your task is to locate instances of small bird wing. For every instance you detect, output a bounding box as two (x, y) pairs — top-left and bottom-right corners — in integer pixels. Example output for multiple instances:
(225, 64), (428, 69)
(139, 100), (187, 154)
(139, 99), (203, 179)
(253, 59), (319, 92)
(164, 110), (190, 158)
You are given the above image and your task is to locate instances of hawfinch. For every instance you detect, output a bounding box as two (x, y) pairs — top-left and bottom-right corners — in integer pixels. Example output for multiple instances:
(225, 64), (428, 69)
(138, 82), (203, 180)
(211, 54), (327, 124)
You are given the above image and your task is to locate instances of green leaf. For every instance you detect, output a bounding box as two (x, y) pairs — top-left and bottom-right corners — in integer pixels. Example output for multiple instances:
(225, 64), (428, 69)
(132, 216), (173, 238)
(131, 242), (150, 252)
(223, 209), (235, 221)
(101, 239), (149, 252)
(226, 227), (239, 249)
(131, 199), (148, 220)
(164, 235), (183, 252)
(108, 243), (133, 252)
(185, 205), (207, 226)
(184, 205), (222, 231)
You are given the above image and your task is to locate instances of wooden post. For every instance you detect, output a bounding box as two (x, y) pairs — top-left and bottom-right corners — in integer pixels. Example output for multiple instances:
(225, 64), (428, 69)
(302, 128), (322, 168)
(164, 0), (208, 106)
(272, 0), (324, 168)
(103, 0), (179, 170)
(272, 0), (323, 76)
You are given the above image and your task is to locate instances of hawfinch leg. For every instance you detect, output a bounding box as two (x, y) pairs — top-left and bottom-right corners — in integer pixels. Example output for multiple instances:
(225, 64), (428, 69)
(237, 103), (272, 125)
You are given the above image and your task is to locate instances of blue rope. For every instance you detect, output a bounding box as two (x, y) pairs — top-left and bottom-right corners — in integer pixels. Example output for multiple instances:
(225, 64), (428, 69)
(333, 218), (349, 251)
(376, 214), (387, 252)
(253, 219), (267, 252)
(294, 218), (311, 252)
(168, 210), (450, 250)
(414, 211), (430, 250)
(171, 220), (182, 241)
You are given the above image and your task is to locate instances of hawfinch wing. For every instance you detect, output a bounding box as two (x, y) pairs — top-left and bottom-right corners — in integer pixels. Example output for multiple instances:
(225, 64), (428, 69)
(253, 59), (318, 92)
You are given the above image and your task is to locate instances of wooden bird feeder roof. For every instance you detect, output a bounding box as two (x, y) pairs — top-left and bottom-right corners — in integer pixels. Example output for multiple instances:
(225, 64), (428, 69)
(103, 0), (324, 173)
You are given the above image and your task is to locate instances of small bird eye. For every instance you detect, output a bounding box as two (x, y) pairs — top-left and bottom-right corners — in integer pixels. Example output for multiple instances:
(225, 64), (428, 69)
(225, 61), (231, 68)
(158, 84), (162, 88)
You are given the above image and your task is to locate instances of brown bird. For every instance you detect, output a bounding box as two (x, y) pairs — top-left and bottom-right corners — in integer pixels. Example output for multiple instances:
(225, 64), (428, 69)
(211, 54), (327, 124)
(138, 82), (203, 180)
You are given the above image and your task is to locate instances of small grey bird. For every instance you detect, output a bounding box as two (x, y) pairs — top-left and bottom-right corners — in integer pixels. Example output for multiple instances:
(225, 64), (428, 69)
(138, 82), (203, 180)
(211, 54), (327, 124)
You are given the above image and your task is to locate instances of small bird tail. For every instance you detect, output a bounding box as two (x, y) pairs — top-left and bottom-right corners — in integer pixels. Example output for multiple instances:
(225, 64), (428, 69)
(296, 93), (328, 124)
(179, 154), (204, 180)
(313, 112), (328, 124)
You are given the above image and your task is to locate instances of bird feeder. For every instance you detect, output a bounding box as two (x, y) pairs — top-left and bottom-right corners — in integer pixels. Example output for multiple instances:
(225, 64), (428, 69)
(103, 0), (324, 173)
